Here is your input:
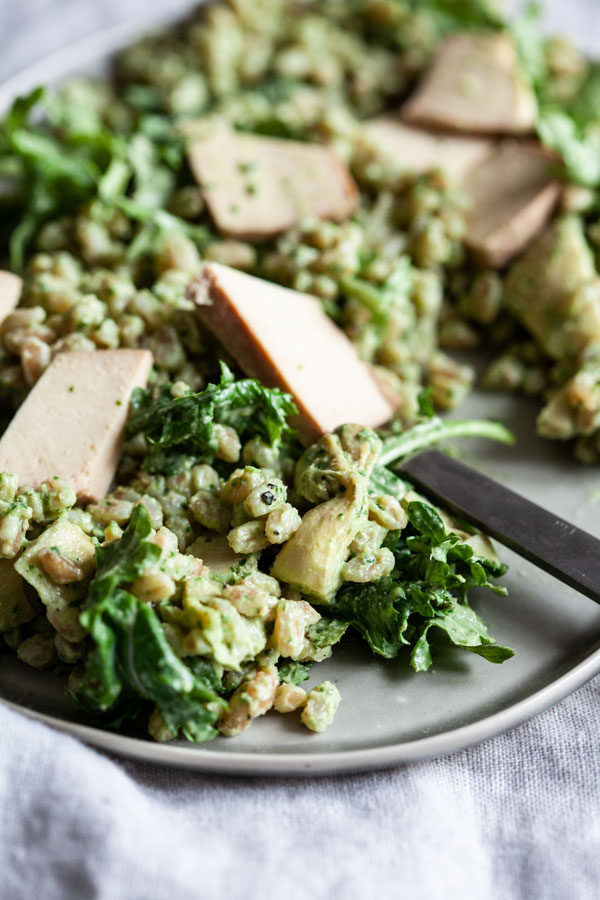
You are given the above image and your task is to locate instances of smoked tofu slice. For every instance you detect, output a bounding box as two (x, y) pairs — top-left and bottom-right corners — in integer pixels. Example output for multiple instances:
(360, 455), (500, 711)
(188, 263), (393, 443)
(0, 349), (153, 501)
(362, 117), (493, 182)
(403, 33), (538, 136)
(187, 129), (359, 240)
(0, 271), (22, 321)
(464, 142), (561, 268)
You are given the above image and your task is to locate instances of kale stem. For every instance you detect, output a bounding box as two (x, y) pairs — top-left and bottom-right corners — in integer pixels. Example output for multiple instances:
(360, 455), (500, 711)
(378, 418), (514, 469)
(340, 276), (387, 314)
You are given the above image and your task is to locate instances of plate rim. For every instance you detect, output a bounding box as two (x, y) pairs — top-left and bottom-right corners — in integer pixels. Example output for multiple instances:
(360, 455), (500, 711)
(1, 13), (600, 776)
(0, 8), (196, 112)
(3, 642), (600, 775)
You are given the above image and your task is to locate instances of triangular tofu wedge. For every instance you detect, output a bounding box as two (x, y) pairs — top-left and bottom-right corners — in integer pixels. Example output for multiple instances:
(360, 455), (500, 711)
(187, 129), (359, 240)
(362, 117), (494, 181)
(188, 263), (393, 443)
(464, 142), (561, 268)
(0, 271), (22, 321)
(403, 33), (538, 136)
(0, 349), (153, 501)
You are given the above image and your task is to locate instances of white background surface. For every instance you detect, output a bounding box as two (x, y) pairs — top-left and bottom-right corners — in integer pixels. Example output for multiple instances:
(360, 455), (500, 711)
(1, 0), (600, 83)
(2, 3), (600, 899)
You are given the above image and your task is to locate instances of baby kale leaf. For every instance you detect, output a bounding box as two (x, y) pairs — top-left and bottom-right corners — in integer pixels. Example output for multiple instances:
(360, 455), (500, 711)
(278, 660), (313, 685)
(377, 411), (514, 470)
(331, 501), (512, 671)
(78, 506), (225, 742)
(414, 0), (503, 33)
(127, 362), (298, 474)
(306, 617), (349, 650)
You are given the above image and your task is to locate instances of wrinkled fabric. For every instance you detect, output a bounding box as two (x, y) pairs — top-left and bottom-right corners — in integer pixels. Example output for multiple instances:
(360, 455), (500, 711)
(2, 680), (600, 900)
(2, 1), (600, 898)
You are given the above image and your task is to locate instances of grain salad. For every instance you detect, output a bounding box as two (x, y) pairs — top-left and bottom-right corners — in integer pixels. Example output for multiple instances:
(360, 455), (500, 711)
(0, 0), (598, 744)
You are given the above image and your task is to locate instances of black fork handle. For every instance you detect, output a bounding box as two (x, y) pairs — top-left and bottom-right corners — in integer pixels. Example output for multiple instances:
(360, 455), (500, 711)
(398, 450), (600, 606)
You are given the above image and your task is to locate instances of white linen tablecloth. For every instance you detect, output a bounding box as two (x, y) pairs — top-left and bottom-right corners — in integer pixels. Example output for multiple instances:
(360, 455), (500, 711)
(2, 2), (600, 898)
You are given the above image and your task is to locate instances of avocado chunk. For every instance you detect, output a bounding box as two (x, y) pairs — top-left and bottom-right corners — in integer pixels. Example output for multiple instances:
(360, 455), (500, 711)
(537, 364), (600, 440)
(294, 424), (383, 503)
(15, 519), (96, 641)
(505, 216), (600, 363)
(0, 560), (39, 632)
(181, 579), (267, 669)
(271, 473), (366, 604)
(272, 425), (381, 603)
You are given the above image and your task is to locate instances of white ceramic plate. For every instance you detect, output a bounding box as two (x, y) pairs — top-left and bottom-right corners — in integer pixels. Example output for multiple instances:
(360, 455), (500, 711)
(2, 19), (600, 776)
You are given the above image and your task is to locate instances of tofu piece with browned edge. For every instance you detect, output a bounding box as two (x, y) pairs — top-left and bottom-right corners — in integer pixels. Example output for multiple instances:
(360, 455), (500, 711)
(0, 271), (22, 321)
(362, 117), (493, 181)
(188, 263), (393, 444)
(0, 349), (153, 501)
(187, 129), (359, 240)
(465, 142), (561, 268)
(403, 33), (538, 136)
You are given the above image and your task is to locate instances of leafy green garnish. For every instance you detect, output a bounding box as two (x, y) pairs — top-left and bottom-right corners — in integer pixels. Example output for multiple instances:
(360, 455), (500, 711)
(376, 390), (513, 473)
(306, 617), (348, 650)
(115, 195), (211, 261)
(0, 87), (116, 269)
(537, 108), (600, 188)
(341, 258), (413, 333)
(331, 500), (513, 671)
(276, 623), (347, 684)
(378, 415), (514, 469)
(413, 0), (503, 32)
(510, 3), (600, 187)
(78, 505), (226, 741)
(127, 362), (298, 474)
(569, 64), (600, 128)
(278, 660), (313, 685)
(511, 1), (547, 93)
(0, 85), (205, 270)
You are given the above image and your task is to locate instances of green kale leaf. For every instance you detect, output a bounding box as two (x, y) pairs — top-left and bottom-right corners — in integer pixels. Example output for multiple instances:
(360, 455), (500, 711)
(536, 108), (600, 188)
(0, 85), (205, 270)
(278, 660), (313, 685)
(0, 87), (119, 269)
(410, 601), (513, 672)
(414, 0), (503, 32)
(511, 1), (547, 93)
(376, 390), (514, 472)
(570, 63), (600, 128)
(90, 503), (162, 602)
(78, 505), (226, 742)
(127, 362), (298, 474)
(331, 500), (513, 671)
(306, 617), (349, 650)
(331, 578), (428, 659)
(341, 258), (413, 333)
(510, 4), (600, 187)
